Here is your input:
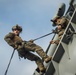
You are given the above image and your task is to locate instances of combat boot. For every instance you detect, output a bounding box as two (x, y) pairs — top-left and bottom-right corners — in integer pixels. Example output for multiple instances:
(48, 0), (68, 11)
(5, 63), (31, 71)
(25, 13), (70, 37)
(44, 56), (52, 63)
(39, 67), (46, 75)
(39, 71), (45, 75)
(39, 67), (46, 73)
(36, 67), (46, 74)
(35, 58), (46, 73)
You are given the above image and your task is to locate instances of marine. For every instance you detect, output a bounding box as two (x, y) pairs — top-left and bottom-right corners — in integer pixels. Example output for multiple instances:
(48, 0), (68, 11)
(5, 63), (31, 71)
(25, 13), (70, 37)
(4, 24), (52, 74)
(51, 16), (69, 27)
(50, 25), (65, 44)
(50, 15), (69, 44)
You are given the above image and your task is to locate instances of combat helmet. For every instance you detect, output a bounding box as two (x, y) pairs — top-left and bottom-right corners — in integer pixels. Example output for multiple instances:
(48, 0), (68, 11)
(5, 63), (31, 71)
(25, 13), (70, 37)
(51, 16), (60, 26)
(12, 24), (22, 32)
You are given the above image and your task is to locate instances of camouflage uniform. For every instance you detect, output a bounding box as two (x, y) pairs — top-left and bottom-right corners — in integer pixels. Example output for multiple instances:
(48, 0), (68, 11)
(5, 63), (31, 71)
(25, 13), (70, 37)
(4, 25), (52, 72)
(54, 29), (65, 44)
(51, 16), (69, 44)
(51, 16), (69, 27)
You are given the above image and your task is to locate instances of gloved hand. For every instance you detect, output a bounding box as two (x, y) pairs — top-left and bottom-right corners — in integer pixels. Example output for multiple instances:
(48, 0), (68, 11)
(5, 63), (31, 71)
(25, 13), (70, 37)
(29, 39), (34, 43)
(52, 28), (58, 34)
(16, 41), (22, 45)
(50, 40), (55, 44)
(52, 29), (56, 33)
(14, 44), (18, 49)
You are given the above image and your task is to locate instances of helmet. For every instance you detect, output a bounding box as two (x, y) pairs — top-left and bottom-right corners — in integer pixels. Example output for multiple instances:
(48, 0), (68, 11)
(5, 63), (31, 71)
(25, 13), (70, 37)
(12, 24), (22, 32)
(51, 16), (60, 26)
(51, 16), (60, 22)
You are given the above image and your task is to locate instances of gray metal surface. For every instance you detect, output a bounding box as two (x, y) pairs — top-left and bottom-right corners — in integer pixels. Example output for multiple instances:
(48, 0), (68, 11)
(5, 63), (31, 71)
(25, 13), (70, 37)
(33, 1), (76, 75)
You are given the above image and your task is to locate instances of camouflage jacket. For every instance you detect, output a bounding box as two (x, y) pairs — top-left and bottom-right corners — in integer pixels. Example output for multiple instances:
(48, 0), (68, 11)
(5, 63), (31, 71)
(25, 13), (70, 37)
(54, 29), (65, 44)
(4, 32), (23, 48)
(56, 16), (69, 29)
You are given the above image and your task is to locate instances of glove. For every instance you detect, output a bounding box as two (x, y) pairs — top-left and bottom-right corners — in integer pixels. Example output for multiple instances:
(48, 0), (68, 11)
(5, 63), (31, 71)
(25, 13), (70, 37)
(14, 44), (18, 49)
(52, 29), (57, 33)
(29, 39), (34, 43)
(52, 28), (58, 34)
(50, 40), (55, 44)
(16, 41), (22, 45)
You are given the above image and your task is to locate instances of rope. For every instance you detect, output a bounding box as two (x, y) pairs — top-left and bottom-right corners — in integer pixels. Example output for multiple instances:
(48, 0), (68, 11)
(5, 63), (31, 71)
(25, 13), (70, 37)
(33, 32), (53, 41)
(4, 49), (15, 75)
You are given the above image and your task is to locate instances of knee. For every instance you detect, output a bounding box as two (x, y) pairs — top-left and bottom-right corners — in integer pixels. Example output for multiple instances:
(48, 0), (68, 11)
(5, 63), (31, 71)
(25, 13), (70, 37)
(35, 47), (43, 52)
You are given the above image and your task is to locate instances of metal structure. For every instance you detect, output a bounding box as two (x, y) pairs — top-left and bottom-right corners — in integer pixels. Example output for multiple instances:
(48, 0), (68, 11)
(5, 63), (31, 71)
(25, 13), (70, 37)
(33, 0), (76, 75)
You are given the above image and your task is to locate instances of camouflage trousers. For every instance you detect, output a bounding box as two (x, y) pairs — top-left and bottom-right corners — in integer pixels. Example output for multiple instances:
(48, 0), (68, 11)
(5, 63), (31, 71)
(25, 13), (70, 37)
(58, 29), (65, 40)
(54, 29), (65, 44)
(17, 41), (48, 70)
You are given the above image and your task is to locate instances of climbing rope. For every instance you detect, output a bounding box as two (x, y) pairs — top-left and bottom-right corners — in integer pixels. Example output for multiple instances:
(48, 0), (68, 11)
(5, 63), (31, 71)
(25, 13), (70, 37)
(4, 49), (15, 75)
(33, 32), (53, 41)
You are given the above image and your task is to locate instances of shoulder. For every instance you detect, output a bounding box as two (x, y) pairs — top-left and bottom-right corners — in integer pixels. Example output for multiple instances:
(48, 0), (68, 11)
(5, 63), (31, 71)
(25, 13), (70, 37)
(8, 32), (15, 36)
(61, 16), (68, 20)
(4, 32), (15, 38)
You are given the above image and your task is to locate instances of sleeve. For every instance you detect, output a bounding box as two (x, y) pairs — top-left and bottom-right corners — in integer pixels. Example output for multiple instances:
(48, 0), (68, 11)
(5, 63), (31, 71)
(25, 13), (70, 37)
(54, 40), (60, 45)
(4, 32), (15, 48)
(58, 29), (65, 36)
(60, 17), (68, 29)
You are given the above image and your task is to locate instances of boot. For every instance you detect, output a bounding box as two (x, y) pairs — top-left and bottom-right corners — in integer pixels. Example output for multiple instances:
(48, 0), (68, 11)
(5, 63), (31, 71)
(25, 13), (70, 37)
(38, 67), (46, 75)
(35, 59), (46, 73)
(39, 71), (45, 75)
(44, 56), (52, 63)
(39, 67), (46, 73)
(36, 67), (46, 73)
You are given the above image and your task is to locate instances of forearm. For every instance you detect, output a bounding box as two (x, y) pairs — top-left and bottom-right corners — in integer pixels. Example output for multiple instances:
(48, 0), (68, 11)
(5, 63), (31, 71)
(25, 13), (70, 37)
(54, 40), (60, 44)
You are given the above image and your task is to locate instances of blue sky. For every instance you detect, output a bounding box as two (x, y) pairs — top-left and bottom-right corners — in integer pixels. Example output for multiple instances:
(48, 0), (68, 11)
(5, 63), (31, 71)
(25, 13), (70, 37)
(0, 0), (69, 75)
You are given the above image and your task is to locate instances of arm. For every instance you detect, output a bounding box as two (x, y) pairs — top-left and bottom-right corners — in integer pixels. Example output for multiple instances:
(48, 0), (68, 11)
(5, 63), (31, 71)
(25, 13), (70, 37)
(59, 17), (68, 29)
(50, 40), (59, 45)
(4, 32), (15, 48)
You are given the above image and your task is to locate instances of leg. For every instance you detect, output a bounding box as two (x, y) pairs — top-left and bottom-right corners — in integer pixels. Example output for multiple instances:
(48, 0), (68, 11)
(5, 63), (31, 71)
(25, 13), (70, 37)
(24, 42), (52, 63)
(24, 51), (46, 72)
(35, 46), (52, 63)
